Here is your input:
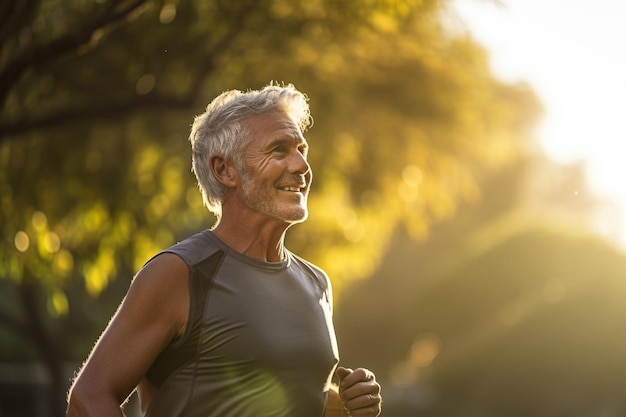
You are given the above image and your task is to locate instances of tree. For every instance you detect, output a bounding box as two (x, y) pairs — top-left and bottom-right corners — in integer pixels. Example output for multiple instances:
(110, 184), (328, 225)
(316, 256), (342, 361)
(0, 0), (538, 414)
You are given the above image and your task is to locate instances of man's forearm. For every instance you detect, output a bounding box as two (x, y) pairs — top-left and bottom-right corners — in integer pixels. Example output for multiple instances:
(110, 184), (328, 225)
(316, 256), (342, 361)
(67, 388), (125, 417)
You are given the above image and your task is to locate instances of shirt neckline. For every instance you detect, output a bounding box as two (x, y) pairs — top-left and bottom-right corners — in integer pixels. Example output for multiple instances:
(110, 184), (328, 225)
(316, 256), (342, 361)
(204, 229), (291, 271)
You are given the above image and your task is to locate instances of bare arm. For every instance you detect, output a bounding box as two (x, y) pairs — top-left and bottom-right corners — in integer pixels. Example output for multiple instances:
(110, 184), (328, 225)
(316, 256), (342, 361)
(67, 253), (189, 416)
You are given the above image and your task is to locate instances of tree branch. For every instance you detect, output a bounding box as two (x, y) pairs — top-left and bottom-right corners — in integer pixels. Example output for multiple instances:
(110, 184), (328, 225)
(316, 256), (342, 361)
(0, 1), (278, 143)
(18, 280), (66, 417)
(0, 0), (264, 142)
(0, 90), (202, 141)
(0, 0), (148, 106)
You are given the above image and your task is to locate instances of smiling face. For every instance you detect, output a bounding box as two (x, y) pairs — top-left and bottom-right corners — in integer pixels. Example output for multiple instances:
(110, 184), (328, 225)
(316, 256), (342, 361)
(237, 111), (312, 225)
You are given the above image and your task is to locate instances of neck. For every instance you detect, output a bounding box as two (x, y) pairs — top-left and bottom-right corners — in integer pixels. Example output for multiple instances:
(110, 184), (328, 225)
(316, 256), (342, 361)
(211, 215), (290, 263)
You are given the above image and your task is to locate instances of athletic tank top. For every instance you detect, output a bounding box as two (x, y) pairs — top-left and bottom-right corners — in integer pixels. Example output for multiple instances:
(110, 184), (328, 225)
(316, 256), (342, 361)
(142, 230), (339, 417)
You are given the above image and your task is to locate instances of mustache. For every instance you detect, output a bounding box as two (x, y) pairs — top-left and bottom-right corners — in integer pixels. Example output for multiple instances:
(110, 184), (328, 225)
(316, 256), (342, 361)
(277, 174), (310, 189)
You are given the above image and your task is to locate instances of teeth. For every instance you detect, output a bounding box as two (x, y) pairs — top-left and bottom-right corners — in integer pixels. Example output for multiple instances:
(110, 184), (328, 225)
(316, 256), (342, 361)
(282, 186), (302, 192)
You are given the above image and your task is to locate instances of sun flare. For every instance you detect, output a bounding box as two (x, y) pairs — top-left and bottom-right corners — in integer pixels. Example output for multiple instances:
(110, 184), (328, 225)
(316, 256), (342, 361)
(451, 0), (626, 251)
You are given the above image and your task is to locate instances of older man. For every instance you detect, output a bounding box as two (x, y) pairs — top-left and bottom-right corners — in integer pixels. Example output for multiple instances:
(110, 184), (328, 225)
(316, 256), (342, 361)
(67, 84), (382, 417)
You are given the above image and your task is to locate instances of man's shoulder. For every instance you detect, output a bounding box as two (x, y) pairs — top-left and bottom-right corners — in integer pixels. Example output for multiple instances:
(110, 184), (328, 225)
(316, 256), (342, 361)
(289, 252), (330, 290)
(154, 229), (222, 267)
(290, 252), (326, 274)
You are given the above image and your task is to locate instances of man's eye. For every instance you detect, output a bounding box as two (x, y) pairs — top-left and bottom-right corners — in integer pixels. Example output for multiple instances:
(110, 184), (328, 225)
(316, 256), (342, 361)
(273, 146), (287, 153)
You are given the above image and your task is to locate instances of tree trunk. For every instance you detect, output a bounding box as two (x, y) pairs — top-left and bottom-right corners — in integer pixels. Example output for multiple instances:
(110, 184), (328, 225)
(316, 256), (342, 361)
(19, 280), (66, 417)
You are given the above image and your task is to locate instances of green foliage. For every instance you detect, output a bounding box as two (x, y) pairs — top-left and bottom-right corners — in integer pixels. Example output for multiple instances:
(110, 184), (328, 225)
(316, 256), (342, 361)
(1, 0), (539, 303)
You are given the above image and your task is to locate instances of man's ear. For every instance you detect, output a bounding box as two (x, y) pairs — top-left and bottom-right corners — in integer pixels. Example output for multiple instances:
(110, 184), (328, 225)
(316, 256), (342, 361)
(210, 154), (238, 188)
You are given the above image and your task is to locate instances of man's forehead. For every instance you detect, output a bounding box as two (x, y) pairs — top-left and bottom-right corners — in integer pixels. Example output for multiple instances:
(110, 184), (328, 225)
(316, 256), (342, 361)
(243, 111), (303, 139)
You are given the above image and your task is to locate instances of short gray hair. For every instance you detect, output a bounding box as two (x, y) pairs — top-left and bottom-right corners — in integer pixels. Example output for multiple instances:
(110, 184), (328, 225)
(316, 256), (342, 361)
(189, 83), (312, 219)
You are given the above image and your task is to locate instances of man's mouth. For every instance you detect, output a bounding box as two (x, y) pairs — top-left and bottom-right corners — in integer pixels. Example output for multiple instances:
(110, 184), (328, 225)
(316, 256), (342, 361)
(279, 185), (306, 192)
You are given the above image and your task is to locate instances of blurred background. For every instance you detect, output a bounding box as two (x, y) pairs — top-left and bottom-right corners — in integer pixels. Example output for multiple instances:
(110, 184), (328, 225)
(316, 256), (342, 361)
(1, 0), (625, 416)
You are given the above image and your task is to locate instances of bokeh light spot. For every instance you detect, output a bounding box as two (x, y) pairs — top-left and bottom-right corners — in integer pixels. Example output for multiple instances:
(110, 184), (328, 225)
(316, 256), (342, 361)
(159, 4), (177, 24)
(32, 211), (47, 231)
(53, 249), (74, 275)
(15, 231), (29, 252)
(49, 290), (69, 317)
(136, 74), (156, 95)
(410, 333), (441, 367)
(44, 232), (61, 253)
(402, 164), (423, 187)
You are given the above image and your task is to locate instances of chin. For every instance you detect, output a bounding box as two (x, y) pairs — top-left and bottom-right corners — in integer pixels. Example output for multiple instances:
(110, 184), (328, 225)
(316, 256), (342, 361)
(285, 208), (308, 224)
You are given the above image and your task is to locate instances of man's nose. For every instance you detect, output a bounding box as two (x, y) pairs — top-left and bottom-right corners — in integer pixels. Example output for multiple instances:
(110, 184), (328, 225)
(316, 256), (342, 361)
(289, 150), (311, 175)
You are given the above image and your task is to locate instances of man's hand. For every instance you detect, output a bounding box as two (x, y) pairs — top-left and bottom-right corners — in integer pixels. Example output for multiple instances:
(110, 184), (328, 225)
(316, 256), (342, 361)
(336, 366), (382, 417)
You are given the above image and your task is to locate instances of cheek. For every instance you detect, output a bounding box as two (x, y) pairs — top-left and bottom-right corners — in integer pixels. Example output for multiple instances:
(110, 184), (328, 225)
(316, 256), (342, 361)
(248, 156), (275, 175)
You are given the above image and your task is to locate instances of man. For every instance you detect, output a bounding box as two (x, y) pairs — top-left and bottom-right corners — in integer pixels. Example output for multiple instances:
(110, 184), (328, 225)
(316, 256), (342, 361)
(67, 84), (382, 417)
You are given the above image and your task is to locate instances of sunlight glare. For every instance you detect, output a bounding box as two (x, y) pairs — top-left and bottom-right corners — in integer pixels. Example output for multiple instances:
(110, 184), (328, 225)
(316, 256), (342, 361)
(451, 0), (626, 251)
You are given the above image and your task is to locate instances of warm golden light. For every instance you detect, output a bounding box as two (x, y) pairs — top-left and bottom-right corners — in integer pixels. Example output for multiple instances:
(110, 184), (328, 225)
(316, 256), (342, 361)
(410, 333), (441, 367)
(451, 0), (626, 252)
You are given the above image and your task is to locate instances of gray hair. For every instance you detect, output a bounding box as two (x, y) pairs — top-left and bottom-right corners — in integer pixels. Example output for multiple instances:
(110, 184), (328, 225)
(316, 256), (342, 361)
(189, 83), (312, 219)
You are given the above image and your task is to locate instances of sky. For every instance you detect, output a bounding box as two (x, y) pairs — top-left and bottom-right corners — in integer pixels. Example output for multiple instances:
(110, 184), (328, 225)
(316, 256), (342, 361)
(449, 0), (626, 251)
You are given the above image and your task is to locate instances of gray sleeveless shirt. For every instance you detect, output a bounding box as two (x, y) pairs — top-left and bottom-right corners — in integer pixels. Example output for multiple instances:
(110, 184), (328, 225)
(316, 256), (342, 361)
(143, 230), (339, 417)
